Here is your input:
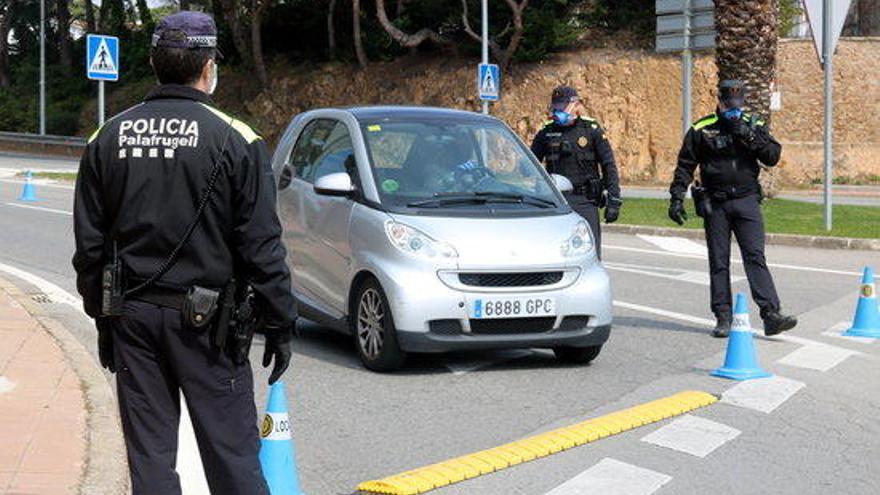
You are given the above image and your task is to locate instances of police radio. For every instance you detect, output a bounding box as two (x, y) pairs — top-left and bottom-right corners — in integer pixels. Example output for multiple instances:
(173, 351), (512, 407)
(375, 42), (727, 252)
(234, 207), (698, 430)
(101, 241), (125, 316)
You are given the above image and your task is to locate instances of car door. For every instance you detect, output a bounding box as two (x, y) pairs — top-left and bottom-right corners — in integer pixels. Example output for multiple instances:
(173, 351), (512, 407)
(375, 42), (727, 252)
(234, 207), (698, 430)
(287, 119), (358, 316)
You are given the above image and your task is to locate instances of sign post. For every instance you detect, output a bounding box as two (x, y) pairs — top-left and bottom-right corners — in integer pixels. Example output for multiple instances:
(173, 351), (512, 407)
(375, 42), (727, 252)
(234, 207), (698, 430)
(86, 34), (120, 127)
(802, 0), (853, 231)
(656, 0), (716, 138)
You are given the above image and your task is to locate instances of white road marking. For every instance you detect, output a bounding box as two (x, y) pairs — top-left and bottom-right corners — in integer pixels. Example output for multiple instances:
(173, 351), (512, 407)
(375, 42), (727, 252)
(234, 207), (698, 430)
(640, 414), (741, 458)
(777, 343), (858, 372)
(179, 393), (211, 495)
(637, 235), (708, 256)
(613, 300), (716, 327)
(605, 261), (745, 286)
(446, 350), (533, 375)
(822, 321), (876, 344)
(721, 375), (805, 414)
(544, 458), (672, 495)
(0, 376), (15, 394)
(4, 202), (73, 216)
(0, 261), (207, 493)
(604, 244), (861, 277)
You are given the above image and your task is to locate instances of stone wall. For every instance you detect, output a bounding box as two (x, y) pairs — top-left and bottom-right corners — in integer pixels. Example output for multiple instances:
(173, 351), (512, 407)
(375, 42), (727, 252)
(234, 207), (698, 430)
(249, 39), (880, 186)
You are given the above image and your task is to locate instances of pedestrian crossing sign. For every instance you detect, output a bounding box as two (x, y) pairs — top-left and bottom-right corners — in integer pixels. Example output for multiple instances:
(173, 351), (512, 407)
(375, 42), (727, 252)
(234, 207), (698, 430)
(87, 34), (120, 81)
(477, 63), (500, 101)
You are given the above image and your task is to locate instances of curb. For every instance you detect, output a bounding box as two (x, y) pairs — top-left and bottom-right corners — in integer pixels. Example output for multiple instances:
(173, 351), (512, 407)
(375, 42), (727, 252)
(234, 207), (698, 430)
(605, 224), (880, 251)
(0, 277), (128, 495)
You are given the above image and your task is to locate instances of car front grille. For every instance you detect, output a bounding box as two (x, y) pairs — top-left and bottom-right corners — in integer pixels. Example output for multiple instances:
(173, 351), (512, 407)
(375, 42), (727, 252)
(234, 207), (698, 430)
(469, 317), (556, 335)
(458, 272), (564, 287)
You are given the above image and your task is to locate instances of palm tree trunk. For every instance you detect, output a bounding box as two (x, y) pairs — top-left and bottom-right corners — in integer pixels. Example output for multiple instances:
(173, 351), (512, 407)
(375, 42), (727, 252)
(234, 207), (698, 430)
(858, 0), (880, 35)
(714, 0), (778, 124)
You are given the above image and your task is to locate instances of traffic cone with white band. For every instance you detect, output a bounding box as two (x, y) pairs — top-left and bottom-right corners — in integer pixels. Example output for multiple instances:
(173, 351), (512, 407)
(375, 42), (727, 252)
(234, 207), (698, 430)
(843, 266), (880, 338)
(711, 293), (772, 381)
(259, 381), (305, 494)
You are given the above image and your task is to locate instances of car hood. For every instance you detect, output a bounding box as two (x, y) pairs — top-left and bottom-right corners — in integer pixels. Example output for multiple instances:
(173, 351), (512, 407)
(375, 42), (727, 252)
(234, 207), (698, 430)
(388, 212), (589, 269)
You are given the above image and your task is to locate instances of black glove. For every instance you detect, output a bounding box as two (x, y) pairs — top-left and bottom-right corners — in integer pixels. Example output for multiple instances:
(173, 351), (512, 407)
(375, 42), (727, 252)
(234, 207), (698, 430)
(668, 198), (687, 225)
(263, 323), (293, 385)
(724, 115), (758, 149)
(95, 318), (116, 373)
(604, 199), (621, 223)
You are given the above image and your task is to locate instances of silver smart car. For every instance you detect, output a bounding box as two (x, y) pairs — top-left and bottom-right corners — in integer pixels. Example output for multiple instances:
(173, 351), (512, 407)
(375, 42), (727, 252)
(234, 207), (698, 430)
(271, 107), (612, 371)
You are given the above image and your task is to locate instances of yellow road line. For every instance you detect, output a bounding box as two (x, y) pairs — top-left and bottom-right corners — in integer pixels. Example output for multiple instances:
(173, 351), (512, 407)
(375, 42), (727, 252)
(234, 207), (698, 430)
(357, 390), (717, 495)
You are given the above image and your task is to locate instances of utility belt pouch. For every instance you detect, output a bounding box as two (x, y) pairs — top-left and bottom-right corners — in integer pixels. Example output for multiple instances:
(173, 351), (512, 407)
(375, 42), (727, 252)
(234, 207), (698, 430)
(580, 178), (603, 201)
(691, 184), (713, 218)
(182, 286), (220, 331)
(212, 280), (237, 350)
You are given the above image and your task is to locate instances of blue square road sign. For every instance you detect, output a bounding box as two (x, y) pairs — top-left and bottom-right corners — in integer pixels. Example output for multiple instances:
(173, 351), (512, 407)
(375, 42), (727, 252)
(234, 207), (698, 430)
(478, 63), (500, 101)
(87, 34), (120, 81)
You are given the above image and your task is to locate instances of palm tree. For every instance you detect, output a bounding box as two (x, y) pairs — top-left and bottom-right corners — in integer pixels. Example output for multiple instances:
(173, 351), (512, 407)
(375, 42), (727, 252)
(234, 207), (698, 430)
(714, 0), (778, 124)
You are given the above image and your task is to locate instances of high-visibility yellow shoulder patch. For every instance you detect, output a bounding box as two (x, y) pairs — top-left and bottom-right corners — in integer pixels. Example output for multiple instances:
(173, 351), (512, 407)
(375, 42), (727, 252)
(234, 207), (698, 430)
(88, 126), (104, 143)
(693, 113), (718, 131)
(200, 103), (262, 143)
(542, 119), (555, 127)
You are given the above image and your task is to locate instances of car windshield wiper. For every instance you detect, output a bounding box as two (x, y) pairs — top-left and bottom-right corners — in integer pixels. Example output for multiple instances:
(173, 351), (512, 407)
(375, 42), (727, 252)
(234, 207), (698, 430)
(407, 192), (556, 209)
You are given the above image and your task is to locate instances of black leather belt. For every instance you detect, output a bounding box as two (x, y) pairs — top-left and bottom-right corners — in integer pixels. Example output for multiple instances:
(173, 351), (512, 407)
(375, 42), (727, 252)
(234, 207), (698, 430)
(132, 288), (187, 311)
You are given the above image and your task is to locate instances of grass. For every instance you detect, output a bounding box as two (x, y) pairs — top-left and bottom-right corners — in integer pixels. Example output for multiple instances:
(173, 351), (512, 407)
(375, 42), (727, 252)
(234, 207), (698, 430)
(619, 198), (880, 240)
(17, 171), (78, 181)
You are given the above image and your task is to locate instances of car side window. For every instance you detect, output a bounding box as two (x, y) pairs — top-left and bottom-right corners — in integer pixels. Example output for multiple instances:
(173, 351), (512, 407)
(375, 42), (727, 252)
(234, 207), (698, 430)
(309, 121), (356, 183)
(289, 119), (337, 183)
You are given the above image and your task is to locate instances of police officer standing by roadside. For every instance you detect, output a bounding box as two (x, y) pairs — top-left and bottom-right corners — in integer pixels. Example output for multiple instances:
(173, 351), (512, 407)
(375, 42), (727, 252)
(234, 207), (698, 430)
(531, 86), (622, 258)
(669, 79), (797, 338)
(73, 12), (296, 495)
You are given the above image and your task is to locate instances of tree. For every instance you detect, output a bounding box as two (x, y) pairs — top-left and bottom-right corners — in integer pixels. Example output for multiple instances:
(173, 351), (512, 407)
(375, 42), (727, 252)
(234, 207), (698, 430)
(217, 0), (252, 67)
(461, 0), (529, 70)
(0, 0), (15, 88)
(353, 0), (367, 68)
(327, 0), (337, 58)
(375, 0), (449, 49)
(84, 0), (96, 32)
(251, 0), (272, 88)
(714, 0), (778, 123)
(135, 0), (154, 33)
(99, 0), (126, 34)
(56, 0), (72, 69)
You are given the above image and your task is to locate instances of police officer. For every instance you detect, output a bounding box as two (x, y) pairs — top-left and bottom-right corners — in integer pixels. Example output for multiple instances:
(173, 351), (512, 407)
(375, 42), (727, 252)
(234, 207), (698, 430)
(669, 79), (797, 338)
(72, 12), (295, 495)
(531, 86), (621, 257)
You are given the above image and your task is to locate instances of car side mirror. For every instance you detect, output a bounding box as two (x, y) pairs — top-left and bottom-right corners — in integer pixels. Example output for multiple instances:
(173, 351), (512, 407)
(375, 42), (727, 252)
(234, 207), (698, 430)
(314, 172), (355, 197)
(552, 174), (574, 193)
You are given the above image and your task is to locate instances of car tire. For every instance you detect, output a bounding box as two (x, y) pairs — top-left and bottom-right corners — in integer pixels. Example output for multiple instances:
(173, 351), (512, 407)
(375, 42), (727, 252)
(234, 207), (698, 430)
(553, 345), (602, 365)
(352, 278), (406, 372)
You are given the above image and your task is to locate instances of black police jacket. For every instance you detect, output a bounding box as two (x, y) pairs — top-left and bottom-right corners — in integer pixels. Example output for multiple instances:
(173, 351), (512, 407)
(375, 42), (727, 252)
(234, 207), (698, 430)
(670, 111), (781, 200)
(530, 117), (621, 202)
(73, 84), (296, 326)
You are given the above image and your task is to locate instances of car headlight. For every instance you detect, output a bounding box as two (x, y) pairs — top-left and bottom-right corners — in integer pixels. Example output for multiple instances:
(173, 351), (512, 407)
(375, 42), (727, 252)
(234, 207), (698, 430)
(385, 221), (459, 260)
(561, 221), (594, 257)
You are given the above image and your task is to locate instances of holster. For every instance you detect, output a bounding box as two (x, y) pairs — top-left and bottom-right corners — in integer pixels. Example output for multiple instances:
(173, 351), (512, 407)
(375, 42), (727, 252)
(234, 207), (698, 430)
(226, 285), (261, 365)
(691, 184), (713, 218)
(182, 285), (220, 332)
(577, 178), (604, 202)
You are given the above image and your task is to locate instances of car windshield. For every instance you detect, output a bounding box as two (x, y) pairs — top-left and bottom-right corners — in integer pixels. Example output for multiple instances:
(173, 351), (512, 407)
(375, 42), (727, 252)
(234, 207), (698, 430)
(360, 119), (560, 210)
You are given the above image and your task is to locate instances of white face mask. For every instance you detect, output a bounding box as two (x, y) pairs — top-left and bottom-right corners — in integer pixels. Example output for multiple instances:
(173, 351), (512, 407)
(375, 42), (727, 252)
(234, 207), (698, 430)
(209, 61), (218, 95)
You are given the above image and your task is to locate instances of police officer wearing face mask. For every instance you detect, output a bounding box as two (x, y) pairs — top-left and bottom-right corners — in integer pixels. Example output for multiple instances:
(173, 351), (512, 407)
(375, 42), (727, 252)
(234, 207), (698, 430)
(531, 86), (622, 258)
(669, 79), (797, 338)
(72, 12), (296, 495)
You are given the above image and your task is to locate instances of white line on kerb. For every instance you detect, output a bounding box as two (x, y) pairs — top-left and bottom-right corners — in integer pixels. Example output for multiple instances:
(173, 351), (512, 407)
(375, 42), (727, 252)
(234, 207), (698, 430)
(0, 261), (207, 492)
(605, 244), (861, 277)
(4, 202), (73, 216)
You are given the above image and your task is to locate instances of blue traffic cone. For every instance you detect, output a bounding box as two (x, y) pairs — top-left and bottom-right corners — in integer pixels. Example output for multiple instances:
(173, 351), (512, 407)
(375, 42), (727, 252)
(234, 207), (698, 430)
(18, 170), (38, 202)
(711, 293), (772, 381)
(843, 267), (880, 338)
(259, 381), (305, 495)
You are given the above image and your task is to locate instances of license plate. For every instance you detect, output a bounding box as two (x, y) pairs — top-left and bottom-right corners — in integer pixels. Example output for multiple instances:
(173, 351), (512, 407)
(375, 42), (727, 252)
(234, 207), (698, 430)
(472, 297), (556, 319)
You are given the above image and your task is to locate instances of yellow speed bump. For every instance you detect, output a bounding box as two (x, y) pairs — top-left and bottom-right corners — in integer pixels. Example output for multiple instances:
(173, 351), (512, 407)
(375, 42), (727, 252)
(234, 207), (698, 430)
(357, 390), (717, 495)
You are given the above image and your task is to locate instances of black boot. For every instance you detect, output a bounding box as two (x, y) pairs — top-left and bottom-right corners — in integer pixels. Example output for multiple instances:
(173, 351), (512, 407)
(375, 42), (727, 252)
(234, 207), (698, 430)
(762, 308), (797, 336)
(712, 314), (732, 338)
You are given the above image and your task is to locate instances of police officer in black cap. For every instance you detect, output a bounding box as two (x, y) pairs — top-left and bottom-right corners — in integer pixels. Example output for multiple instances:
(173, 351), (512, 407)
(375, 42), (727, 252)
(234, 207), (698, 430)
(669, 79), (797, 338)
(531, 86), (621, 257)
(73, 11), (295, 495)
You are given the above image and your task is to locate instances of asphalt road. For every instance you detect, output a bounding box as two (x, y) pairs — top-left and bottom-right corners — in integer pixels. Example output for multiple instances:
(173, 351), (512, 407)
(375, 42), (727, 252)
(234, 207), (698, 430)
(0, 153), (878, 495)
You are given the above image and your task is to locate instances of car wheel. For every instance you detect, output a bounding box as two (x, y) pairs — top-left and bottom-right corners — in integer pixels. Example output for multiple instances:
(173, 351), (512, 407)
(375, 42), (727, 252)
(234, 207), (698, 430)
(553, 345), (602, 365)
(352, 278), (406, 372)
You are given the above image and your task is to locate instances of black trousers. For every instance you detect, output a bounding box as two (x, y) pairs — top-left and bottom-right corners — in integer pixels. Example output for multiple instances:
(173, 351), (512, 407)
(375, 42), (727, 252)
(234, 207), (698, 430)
(703, 194), (780, 318)
(565, 193), (602, 259)
(111, 300), (269, 495)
